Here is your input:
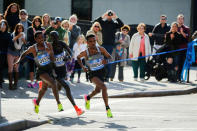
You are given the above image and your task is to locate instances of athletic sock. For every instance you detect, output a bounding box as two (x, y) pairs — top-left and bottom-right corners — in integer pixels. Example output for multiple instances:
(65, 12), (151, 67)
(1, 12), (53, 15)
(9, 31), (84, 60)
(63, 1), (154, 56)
(106, 106), (110, 110)
(74, 105), (79, 110)
(87, 95), (90, 100)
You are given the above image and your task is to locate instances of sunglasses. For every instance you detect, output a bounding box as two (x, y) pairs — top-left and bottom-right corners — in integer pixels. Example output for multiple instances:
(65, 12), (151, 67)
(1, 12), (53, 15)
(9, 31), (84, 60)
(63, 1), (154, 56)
(122, 29), (128, 32)
(20, 13), (27, 15)
(94, 26), (100, 28)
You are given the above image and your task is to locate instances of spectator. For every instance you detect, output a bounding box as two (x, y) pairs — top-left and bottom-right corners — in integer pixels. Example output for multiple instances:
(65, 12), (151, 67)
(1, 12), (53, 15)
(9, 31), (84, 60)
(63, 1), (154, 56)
(95, 10), (124, 82)
(177, 14), (190, 49)
(192, 30), (197, 40)
(45, 16), (65, 42)
(4, 3), (20, 32)
(177, 14), (190, 81)
(165, 22), (183, 76)
(148, 15), (170, 53)
(61, 20), (71, 46)
(0, 13), (4, 21)
(110, 25), (130, 82)
(8, 23), (26, 90)
(27, 16), (45, 88)
(19, 9), (32, 38)
(18, 9), (32, 74)
(192, 31), (197, 65)
(69, 14), (81, 50)
(41, 13), (51, 29)
(86, 22), (103, 46)
(129, 23), (151, 81)
(70, 35), (86, 83)
(165, 57), (178, 82)
(27, 16), (45, 47)
(61, 20), (74, 80)
(0, 20), (13, 88)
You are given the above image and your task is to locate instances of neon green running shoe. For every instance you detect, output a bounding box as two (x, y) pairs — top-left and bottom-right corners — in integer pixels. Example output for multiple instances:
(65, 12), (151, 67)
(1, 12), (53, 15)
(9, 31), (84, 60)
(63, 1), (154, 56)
(58, 103), (64, 112)
(107, 109), (113, 118)
(32, 99), (39, 114)
(84, 95), (90, 110)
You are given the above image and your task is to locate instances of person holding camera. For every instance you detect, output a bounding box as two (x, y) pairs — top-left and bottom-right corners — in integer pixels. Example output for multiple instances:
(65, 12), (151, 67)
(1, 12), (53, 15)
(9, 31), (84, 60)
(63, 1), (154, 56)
(94, 10), (124, 82)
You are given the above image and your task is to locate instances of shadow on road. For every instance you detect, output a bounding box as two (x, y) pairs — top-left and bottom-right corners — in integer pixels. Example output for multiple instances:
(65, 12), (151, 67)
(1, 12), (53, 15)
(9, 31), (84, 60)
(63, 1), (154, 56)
(47, 116), (96, 127)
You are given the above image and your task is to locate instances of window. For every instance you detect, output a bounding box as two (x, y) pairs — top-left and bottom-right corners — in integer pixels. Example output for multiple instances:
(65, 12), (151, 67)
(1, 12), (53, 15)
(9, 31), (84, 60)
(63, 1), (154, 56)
(72, 0), (92, 21)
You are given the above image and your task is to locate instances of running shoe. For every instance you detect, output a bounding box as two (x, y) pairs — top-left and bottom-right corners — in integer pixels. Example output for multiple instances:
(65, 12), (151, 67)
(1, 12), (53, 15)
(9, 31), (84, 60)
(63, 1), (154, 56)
(58, 103), (64, 112)
(76, 108), (85, 116)
(32, 99), (39, 114)
(70, 78), (74, 83)
(28, 83), (33, 88)
(106, 109), (113, 118)
(33, 82), (39, 88)
(28, 82), (38, 88)
(84, 95), (90, 110)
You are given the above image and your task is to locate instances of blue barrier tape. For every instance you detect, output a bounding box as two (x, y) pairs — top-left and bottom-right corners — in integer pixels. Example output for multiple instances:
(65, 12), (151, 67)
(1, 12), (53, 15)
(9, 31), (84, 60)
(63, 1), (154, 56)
(108, 48), (187, 64)
(0, 48), (187, 72)
(0, 48), (187, 64)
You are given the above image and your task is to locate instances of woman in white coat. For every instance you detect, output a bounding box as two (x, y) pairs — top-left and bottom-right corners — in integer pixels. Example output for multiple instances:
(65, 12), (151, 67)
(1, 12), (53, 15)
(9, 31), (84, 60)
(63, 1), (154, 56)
(129, 23), (151, 81)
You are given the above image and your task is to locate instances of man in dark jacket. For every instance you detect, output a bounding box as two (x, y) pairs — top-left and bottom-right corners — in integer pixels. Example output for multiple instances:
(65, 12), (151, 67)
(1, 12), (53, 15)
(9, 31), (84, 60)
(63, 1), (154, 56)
(95, 10), (124, 82)
(176, 14), (190, 81)
(148, 15), (170, 53)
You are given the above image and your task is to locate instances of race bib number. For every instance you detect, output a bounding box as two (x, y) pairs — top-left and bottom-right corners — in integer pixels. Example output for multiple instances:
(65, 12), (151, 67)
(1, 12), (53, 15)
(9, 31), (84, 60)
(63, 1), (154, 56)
(54, 52), (65, 67)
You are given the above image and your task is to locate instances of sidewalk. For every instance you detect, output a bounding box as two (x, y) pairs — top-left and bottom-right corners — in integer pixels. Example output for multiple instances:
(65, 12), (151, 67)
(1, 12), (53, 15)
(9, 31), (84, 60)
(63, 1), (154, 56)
(0, 66), (197, 130)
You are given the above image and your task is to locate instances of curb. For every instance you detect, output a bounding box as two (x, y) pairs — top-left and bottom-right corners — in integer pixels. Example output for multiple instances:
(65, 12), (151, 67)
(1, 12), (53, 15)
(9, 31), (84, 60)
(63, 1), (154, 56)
(108, 87), (197, 98)
(0, 119), (48, 131)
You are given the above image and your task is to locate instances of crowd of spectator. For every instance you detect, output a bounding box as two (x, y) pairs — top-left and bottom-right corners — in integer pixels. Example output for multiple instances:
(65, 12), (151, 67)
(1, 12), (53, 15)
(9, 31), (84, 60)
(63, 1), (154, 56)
(0, 2), (195, 90)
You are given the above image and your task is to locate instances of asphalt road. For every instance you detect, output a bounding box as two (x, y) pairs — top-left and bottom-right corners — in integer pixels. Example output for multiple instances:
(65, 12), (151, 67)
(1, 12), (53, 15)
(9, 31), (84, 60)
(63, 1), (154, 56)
(24, 94), (197, 131)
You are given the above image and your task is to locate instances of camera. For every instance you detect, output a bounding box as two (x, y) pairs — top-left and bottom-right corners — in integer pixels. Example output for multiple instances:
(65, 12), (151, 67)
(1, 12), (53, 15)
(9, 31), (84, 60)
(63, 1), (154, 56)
(108, 11), (113, 16)
(1, 21), (4, 28)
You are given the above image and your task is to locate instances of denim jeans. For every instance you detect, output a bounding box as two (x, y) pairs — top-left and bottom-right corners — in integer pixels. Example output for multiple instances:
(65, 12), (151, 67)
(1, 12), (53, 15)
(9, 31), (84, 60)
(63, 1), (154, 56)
(110, 62), (124, 81)
(102, 44), (114, 79)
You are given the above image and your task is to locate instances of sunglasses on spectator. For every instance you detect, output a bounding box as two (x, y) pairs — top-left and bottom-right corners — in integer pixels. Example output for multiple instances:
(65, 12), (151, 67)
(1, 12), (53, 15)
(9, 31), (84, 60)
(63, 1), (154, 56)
(94, 26), (100, 28)
(122, 29), (129, 32)
(20, 13), (27, 15)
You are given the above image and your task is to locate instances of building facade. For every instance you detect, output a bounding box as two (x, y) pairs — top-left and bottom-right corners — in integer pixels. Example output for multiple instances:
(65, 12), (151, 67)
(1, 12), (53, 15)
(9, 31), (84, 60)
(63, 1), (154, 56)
(0, 0), (195, 31)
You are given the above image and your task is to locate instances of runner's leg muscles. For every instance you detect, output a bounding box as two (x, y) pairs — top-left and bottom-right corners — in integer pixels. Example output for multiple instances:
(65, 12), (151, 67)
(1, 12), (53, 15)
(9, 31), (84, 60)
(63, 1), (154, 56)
(90, 77), (109, 106)
(36, 81), (48, 105)
(40, 73), (60, 104)
(57, 78), (76, 106)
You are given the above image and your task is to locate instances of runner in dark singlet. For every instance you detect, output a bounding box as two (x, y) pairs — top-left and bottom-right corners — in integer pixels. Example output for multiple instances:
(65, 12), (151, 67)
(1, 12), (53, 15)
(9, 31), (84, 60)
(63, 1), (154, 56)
(49, 31), (84, 116)
(14, 31), (63, 113)
(77, 34), (113, 118)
